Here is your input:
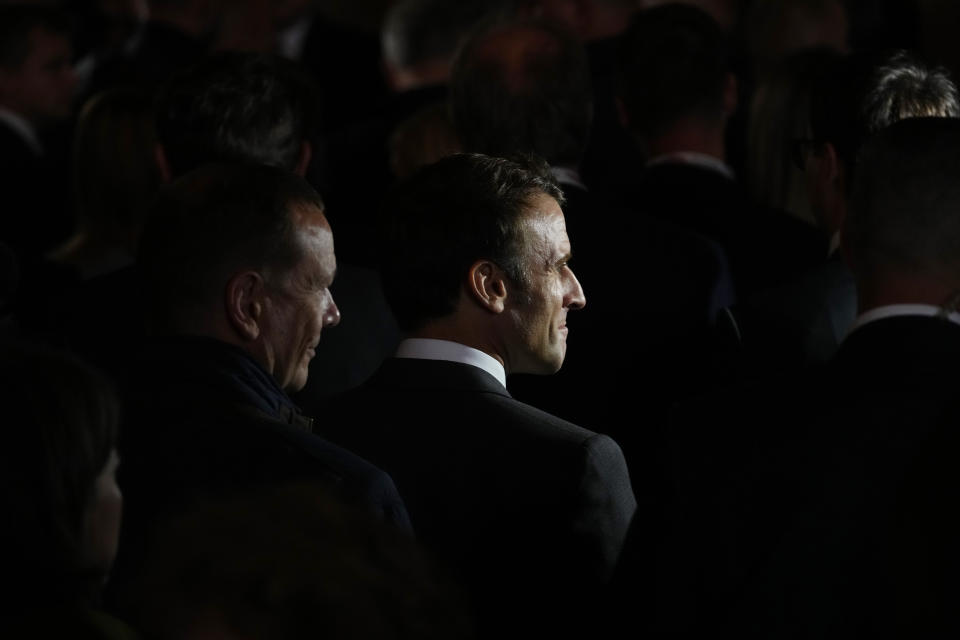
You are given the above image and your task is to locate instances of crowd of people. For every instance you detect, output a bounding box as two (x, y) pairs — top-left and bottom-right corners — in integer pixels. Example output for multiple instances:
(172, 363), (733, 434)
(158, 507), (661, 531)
(2, 0), (960, 637)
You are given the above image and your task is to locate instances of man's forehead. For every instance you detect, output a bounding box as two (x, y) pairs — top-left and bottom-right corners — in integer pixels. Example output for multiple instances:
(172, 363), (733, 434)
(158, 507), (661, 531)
(520, 194), (570, 251)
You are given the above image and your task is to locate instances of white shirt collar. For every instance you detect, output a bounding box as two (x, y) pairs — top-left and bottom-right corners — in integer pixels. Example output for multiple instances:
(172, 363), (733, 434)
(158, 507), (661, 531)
(646, 151), (735, 180)
(395, 338), (507, 388)
(0, 106), (41, 156)
(847, 303), (960, 338)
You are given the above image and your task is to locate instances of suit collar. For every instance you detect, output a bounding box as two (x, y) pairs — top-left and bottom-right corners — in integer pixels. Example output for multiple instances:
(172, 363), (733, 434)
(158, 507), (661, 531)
(847, 304), (960, 339)
(370, 357), (512, 398)
(645, 151), (734, 180)
(395, 338), (506, 388)
(836, 314), (960, 371)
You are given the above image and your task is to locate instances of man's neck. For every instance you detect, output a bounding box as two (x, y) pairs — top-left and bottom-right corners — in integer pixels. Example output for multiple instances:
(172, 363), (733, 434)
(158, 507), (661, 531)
(856, 270), (960, 315)
(645, 118), (726, 163)
(397, 337), (507, 388)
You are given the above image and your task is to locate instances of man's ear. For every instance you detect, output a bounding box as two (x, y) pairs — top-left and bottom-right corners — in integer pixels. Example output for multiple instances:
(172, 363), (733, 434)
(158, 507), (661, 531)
(155, 143), (173, 183)
(225, 271), (266, 341)
(467, 260), (508, 314)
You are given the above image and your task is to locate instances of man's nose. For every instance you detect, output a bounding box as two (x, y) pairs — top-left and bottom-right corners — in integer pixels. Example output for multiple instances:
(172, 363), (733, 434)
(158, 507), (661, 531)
(565, 267), (586, 310)
(324, 298), (341, 327)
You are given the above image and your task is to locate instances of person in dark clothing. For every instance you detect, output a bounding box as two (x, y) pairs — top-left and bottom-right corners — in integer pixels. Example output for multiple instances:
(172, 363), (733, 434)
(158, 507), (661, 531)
(0, 342), (137, 638)
(0, 5), (78, 260)
(326, 154), (635, 638)
(112, 163), (411, 610)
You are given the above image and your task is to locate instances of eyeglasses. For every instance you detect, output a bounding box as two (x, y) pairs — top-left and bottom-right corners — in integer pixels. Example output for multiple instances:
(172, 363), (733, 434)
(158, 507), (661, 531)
(791, 138), (820, 171)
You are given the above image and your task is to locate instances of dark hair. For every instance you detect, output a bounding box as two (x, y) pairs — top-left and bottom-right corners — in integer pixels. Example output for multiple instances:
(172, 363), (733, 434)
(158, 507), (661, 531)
(379, 153), (563, 332)
(747, 48), (841, 219)
(137, 163), (325, 327)
(810, 51), (960, 179)
(381, 0), (494, 71)
(0, 341), (118, 604)
(617, 4), (728, 139)
(450, 19), (593, 167)
(53, 88), (161, 263)
(0, 5), (72, 69)
(156, 52), (319, 177)
(847, 117), (960, 277)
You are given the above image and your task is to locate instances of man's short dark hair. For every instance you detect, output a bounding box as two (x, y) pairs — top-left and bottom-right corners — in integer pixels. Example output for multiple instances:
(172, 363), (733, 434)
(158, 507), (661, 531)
(810, 51), (960, 177)
(617, 4), (729, 139)
(156, 52), (319, 177)
(847, 117), (960, 278)
(138, 163), (324, 328)
(0, 5), (72, 69)
(450, 19), (593, 168)
(379, 153), (564, 332)
(381, 0), (493, 72)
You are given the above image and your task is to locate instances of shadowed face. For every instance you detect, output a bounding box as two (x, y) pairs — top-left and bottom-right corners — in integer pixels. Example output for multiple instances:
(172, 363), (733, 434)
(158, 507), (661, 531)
(505, 193), (585, 374)
(260, 205), (340, 392)
(0, 27), (76, 125)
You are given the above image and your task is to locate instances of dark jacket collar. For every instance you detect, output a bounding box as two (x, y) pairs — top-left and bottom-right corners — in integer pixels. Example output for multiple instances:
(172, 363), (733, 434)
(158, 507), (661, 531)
(136, 335), (311, 430)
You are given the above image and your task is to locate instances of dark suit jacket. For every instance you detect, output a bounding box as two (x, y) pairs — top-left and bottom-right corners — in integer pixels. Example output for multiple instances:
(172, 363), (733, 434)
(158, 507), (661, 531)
(326, 357), (636, 636)
(738, 315), (960, 638)
(110, 336), (412, 611)
(0, 120), (72, 259)
(633, 315), (960, 639)
(725, 251), (857, 374)
(624, 162), (825, 297)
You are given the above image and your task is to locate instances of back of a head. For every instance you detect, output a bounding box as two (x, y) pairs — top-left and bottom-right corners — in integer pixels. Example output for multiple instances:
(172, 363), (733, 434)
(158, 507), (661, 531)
(617, 3), (728, 139)
(71, 87), (161, 243)
(847, 117), (960, 280)
(381, 0), (495, 75)
(745, 0), (848, 77)
(0, 341), (118, 607)
(156, 52), (317, 177)
(450, 19), (593, 167)
(810, 51), (960, 179)
(138, 163), (324, 332)
(379, 153), (563, 333)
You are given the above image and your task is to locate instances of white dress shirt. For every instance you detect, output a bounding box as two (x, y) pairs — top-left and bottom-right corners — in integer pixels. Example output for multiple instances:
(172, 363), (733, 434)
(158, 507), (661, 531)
(395, 338), (507, 389)
(847, 303), (960, 339)
(646, 151), (735, 180)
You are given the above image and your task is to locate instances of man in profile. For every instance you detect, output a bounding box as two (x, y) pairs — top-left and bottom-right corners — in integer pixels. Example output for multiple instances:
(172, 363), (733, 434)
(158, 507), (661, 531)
(326, 153), (636, 637)
(0, 5), (77, 258)
(154, 51), (400, 402)
(113, 163), (411, 606)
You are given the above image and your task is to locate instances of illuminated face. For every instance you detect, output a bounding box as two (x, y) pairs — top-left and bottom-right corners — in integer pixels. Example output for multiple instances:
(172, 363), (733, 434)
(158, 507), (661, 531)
(261, 206), (340, 393)
(505, 193), (586, 375)
(0, 27), (76, 125)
